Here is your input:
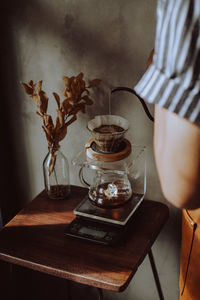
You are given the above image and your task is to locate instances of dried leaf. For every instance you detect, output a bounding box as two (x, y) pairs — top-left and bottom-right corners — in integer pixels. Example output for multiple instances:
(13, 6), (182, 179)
(87, 79), (101, 88)
(43, 114), (54, 127)
(21, 82), (34, 95)
(55, 125), (67, 143)
(32, 94), (41, 109)
(55, 116), (60, 130)
(39, 90), (48, 114)
(42, 126), (53, 145)
(28, 80), (34, 87)
(66, 91), (73, 99)
(53, 92), (60, 108)
(28, 81), (37, 91)
(65, 114), (77, 127)
(77, 72), (84, 80)
(69, 103), (85, 115)
(84, 89), (90, 95)
(37, 80), (43, 93)
(61, 99), (72, 114)
(63, 75), (73, 89)
(80, 103), (86, 113)
(57, 109), (64, 127)
(70, 81), (77, 96)
(82, 95), (93, 105)
(36, 111), (43, 118)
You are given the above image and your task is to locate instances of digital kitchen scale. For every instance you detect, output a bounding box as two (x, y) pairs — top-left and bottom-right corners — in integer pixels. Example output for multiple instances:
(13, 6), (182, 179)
(64, 193), (144, 245)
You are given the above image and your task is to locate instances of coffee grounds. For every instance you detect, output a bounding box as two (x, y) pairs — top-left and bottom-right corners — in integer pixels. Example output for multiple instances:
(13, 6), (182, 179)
(93, 124), (124, 134)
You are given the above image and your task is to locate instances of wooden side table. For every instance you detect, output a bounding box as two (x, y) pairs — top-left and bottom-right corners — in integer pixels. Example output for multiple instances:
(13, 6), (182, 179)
(0, 185), (169, 299)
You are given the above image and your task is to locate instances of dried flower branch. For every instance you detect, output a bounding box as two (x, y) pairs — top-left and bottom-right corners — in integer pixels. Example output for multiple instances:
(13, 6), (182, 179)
(21, 73), (101, 150)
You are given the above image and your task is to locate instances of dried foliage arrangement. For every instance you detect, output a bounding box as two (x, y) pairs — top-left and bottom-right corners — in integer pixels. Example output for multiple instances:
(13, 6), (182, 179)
(21, 73), (101, 198)
(21, 73), (101, 150)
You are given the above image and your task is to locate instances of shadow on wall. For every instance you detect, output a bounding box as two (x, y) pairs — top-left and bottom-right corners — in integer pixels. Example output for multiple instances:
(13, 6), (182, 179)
(0, 2), (32, 224)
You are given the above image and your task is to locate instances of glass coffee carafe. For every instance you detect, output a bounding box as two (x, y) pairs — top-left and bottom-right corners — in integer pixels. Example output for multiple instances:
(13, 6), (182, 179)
(73, 142), (146, 209)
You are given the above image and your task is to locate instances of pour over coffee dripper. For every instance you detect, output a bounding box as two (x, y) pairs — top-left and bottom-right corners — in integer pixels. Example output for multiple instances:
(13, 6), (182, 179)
(87, 115), (129, 153)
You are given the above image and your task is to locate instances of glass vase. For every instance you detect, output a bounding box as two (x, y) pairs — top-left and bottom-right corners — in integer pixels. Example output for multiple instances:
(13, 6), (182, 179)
(43, 146), (70, 200)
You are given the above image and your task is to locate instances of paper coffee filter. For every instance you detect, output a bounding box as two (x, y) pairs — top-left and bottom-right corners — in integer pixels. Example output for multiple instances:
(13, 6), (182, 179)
(87, 115), (129, 153)
(87, 115), (129, 132)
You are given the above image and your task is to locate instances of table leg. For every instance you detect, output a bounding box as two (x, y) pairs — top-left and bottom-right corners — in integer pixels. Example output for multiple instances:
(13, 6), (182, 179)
(97, 288), (104, 300)
(148, 249), (164, 300)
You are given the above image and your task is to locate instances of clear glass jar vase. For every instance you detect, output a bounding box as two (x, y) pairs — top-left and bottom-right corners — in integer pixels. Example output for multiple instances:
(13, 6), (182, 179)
(43, 146), (70, 200)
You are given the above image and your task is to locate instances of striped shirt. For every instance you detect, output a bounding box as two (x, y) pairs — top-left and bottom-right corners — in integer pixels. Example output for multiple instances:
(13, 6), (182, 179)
(134, 0), (200, 125)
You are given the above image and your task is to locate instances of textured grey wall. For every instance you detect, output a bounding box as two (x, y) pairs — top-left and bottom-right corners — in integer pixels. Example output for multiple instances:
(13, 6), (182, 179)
(1, 0), (181, 299)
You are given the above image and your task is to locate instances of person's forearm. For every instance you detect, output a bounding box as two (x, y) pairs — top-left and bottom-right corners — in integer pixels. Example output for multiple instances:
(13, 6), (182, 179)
(154, 105), (200, 209)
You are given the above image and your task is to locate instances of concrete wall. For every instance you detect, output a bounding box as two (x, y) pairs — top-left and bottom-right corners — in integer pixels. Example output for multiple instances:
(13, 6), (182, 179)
(1, 0), (181, 299)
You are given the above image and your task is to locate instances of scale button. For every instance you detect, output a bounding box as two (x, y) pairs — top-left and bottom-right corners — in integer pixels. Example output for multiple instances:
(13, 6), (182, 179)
(105, 235), (112, 241)
(70, 227), (77, 233)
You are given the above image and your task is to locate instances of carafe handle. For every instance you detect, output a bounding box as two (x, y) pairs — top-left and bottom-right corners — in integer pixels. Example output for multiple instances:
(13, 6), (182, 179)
(79, 167), (90, 187)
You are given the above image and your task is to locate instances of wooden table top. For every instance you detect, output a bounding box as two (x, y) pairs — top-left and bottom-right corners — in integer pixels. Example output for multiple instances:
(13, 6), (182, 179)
(0, 185), (169, 292)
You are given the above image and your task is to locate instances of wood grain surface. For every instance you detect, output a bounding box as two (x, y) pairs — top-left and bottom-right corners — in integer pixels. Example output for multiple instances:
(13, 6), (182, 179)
(0, 185), (169, 292)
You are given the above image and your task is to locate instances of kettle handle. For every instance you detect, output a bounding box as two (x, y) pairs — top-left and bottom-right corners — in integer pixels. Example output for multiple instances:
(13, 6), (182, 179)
(111, 87), (154, 122)
(79, 166), (90, 187)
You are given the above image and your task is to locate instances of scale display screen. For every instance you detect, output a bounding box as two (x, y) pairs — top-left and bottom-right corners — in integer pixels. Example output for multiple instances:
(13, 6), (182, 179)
(64, 217), (126, 245)
(78, 226), (107, 239)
